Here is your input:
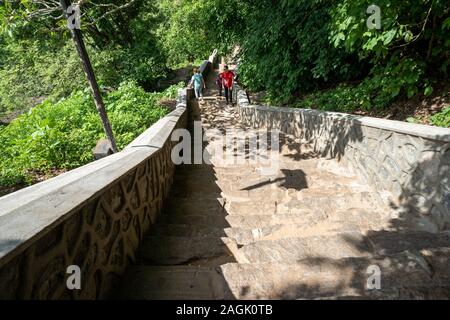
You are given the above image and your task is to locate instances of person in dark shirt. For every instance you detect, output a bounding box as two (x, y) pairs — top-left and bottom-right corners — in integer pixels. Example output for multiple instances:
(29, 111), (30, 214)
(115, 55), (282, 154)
(215, 73), (223, 97)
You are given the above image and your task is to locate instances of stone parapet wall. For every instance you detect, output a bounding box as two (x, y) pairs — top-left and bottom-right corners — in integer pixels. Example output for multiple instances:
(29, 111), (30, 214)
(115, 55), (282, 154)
(236, 88), (450, 232)
(199, 59), (213, 76)
(0, 90), (188, 299)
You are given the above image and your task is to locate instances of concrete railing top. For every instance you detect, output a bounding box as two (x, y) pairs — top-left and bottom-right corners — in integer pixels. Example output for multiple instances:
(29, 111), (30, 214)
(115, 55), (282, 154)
(199, 60), (210, 74)
(236, 88), (450, 143)
(0, 90), (188, 262)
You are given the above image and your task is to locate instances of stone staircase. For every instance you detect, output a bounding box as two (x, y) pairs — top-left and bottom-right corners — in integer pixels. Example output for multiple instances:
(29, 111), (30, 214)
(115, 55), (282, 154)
(117, 71), (450, 300)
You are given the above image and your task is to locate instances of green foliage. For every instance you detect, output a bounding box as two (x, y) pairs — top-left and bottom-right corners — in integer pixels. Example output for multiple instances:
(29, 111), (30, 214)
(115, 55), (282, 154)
(292, 79), (382, 113)
(0, 82), (182, 187)
(157, 0), (212, 65)
(235, 0), (449, 116)
(430, 106), (450, 128)
(0, 41), (87, 114)
(0, 0), (168, 115)
(156, 0), (247, 66)
(327, 0), (448, 104)
(0, 39), (168, 115)
(238, 0), (357, 102)
(0, 1), (189, 190)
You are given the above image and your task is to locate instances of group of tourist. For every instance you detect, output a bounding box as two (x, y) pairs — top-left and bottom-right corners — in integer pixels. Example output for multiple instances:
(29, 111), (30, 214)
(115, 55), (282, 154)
(189, 65), (235, 105)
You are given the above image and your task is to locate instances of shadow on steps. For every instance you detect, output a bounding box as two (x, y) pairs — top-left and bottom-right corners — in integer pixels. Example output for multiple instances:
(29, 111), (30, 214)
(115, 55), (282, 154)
(116, 84), (238, 299)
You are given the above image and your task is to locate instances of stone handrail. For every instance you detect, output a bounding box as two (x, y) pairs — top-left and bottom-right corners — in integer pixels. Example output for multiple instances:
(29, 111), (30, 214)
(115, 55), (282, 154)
(236, 87), (450, 232)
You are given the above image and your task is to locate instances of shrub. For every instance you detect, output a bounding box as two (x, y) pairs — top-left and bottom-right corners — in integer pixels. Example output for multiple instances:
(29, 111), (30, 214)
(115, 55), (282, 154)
(0, 81), (183, 187)
(430, 107), (450, 128)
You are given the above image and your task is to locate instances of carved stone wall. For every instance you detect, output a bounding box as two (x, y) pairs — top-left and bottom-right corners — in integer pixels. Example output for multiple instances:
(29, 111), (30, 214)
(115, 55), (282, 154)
(0, 94), (188, 299)
(237, 88), (450, 232)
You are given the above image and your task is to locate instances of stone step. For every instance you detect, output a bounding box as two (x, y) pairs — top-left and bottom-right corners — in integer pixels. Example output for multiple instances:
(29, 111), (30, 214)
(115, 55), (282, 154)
(163, 196), (284, 216)
(175, 156), (360, 182)
(175, 164), (259, 177)
(276, 190), (383, 214)
(117, 248), (450, 299)
(218, 179), (370, 196)
(148, 222), (367, 247)
(174, 163), (364, 186)
(324, 208), (388, 231)
(163, 197), (225, 216)
(149, 222), (345, 246)
(159, 204), (390, 231)
(159, 211), (326, 229)
(138, 229), (450, 267)
(245, 223), (370, 245)
(224, 198), (279, 215)
(170, 184), (223, 198)
(224, 206), (387, 231)
(137, 230), (450, 267)
(148, 223), (258, 245)
(118, 265), (229, 299)
(170, 179), (383, 209)
(239, 231), (450, 263)
(239, 232), (372, 263)
(366, 230), (450, 255)
(138, 235), (236, 266)
(149, 223), (228, 238)
(163, 193), (386, 220)
(151, 213), (439, 247)
(215, 166), (363, 187)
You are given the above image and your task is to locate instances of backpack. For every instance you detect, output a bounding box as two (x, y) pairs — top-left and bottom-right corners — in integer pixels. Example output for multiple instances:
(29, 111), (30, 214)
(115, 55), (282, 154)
(215, 74), (222, 86)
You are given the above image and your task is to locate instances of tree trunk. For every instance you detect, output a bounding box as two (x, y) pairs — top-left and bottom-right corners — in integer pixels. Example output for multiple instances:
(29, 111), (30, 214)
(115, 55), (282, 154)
(60, 0), (118, 153)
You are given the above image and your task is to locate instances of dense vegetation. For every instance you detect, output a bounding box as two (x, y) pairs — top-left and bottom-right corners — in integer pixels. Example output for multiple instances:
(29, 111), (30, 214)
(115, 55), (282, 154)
(239, 1), (449, 123)
(0, 82), (180, 186)
(0, 0), (449, 191)
(0, 0), (181, 189)
(0, 1), (167, 115)
(158, 0), (449, 126)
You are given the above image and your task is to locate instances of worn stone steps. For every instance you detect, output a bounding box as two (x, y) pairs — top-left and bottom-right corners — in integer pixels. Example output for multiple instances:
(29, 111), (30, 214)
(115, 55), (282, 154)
(238, 233), (371, 263)
(239, 231), (450, 263)
(159, 211), (323, 229)
(159, 205), (391, 233)
(138, 235), (236, 266)
(151, 214), (438, 247)
(137, 230), (450, 267)
(118, 265), (229, 300)
(118, 248), (450, 300)
(162, 197), (225, 217)
(148, 221), (370, 246)
(163, 190), (384, 217)
(276, 191), (383, 215)
(174, 166), (360, 190)
(148, 223), (259, 245)
(118, 71), (450, 300)
(174, 168), (365, 191)
(174, 164), (259, 177)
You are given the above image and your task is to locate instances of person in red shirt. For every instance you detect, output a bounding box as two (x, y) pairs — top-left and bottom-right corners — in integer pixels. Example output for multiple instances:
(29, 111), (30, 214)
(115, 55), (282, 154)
(220, 65), (235, 105)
